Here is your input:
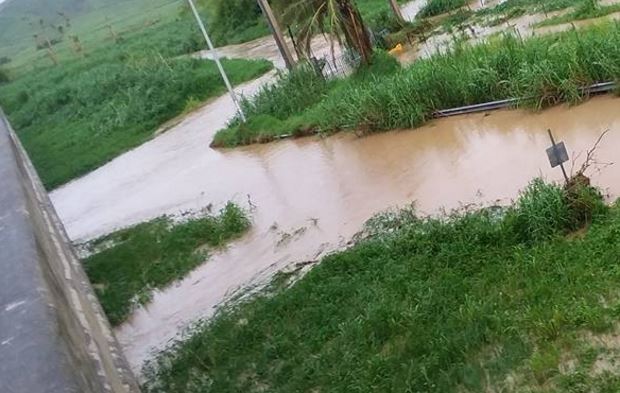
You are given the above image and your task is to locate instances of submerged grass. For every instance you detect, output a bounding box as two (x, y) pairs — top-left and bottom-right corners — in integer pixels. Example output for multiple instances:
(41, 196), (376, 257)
(82, 203), (251, 326)
(143, 179), (620, 392)
(214, 22), (620, 147)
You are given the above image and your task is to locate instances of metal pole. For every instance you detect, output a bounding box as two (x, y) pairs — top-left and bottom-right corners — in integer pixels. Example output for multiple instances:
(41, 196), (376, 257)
(257, 0), (295, 70)
(186, 0), (246, 122)
(547, 129), (570, 184)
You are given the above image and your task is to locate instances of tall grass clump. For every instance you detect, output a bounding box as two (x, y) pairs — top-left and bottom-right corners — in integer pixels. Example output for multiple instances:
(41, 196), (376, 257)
(83, 203), (251, 326)
(418, 0), (467, 18)
(239, 65), (329, 121)
(142, 179), (620, 392)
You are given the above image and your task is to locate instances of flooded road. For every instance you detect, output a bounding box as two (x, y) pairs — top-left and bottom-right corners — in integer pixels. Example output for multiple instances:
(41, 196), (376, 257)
(195, 34), (344, 72)
(51, 92), (620, 374)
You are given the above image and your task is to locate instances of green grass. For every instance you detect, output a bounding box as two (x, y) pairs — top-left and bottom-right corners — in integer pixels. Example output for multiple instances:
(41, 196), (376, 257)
(0, 9), (273, 189)
(537, 1), (620, 28)
(142, 179), (620, 392)
(419, 0), (468, 18)
(214, 22), (620, 147)
(82, 202), (251, 326)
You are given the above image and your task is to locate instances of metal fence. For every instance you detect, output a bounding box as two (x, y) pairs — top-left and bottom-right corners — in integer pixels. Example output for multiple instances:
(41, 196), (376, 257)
(309, 49), (361, 79)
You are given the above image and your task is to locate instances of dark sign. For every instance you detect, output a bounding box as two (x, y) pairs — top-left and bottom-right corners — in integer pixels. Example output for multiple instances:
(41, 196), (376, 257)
(546, 141), (569, 168)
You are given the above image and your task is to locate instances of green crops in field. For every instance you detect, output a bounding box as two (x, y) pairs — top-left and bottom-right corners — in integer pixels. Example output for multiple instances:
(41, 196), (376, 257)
(83, 203), (251, 326)
(142, 180), (620, 392)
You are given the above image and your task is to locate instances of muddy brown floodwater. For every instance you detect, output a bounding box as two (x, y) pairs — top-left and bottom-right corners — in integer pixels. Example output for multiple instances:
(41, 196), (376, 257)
(52, 93), (620, 375)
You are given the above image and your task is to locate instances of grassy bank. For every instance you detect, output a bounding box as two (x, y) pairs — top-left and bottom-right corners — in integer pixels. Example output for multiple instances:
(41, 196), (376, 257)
(214, 22), (620, 147)
(419, 0), (468, 18)
(82, 203), (250, 326)
(537, 1), (620, 27)
(0, 11), (272, 189)
(142, 179), (620, 392)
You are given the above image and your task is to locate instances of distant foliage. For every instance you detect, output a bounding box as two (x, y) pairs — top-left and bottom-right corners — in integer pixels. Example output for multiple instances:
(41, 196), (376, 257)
(0, 56), (11, 65)
(0, 68), (9, 84)
(204, 0), (268, 46)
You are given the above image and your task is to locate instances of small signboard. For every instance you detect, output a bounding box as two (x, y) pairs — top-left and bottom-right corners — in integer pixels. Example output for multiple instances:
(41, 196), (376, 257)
(546, 141), (569, 168)
(546, 129), (570, 184)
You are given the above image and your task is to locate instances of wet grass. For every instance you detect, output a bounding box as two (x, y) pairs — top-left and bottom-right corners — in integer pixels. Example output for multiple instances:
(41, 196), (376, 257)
(82, 203), (251, 326)
(142, 179), (620, 392)
(214, 22), (620, 147)
(0, 14), (272, 189)
(419, 0), (468, 18)
(537, 1), (620, 27)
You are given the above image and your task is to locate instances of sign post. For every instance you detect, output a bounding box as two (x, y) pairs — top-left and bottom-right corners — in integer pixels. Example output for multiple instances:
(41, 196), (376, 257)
(546, 129), (570, 184)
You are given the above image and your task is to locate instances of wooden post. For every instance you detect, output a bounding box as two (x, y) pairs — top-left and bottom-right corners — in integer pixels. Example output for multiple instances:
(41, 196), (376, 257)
(256, 0), (295, 70)
(388, 0), (406, 24)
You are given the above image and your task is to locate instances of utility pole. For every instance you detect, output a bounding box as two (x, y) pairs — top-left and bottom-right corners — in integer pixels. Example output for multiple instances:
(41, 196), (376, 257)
(186, 0), (246, 122)
(256, 0), (295, 70)
(388, 0), (406, 24)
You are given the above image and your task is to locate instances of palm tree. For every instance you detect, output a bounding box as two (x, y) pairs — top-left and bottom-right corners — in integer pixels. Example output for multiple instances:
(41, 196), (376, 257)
(274, 0), (373, 65)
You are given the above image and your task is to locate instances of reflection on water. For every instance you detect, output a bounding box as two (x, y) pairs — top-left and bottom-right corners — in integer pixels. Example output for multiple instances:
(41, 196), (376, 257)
(52, 92), (620, 374)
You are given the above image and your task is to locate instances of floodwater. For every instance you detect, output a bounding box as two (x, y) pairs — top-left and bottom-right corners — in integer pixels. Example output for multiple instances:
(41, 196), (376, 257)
(51, 89), (620, 374)
(401, 0), (427, 20)
(195, 34), (344, 71)
(399, 0), (620, 63)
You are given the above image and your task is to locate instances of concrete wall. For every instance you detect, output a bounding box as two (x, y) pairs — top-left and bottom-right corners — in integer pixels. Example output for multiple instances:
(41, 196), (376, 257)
(0, 111), (140, 393)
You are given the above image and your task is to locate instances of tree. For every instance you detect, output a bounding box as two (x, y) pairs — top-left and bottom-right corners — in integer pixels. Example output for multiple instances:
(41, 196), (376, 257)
(275, 0), (373, 65)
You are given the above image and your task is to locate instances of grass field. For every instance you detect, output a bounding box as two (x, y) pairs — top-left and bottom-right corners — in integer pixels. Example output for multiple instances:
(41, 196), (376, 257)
(213, 22), (620, 147)
(0, 1), (273, 189)
(82, 203), (251, 326)
(142, 179), (620, 392)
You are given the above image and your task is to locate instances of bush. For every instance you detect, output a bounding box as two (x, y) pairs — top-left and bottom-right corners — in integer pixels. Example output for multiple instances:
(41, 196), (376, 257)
(504, 177), (606, 243)
(0, 56), (11, 65)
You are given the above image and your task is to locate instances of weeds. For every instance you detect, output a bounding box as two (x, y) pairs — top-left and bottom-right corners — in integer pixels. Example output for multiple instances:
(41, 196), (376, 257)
(82, 203), (251, 326)
(142, 179), (620, 392)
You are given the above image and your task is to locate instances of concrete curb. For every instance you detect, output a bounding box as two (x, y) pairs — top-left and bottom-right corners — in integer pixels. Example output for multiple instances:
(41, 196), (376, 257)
(0, 110), (140, 393)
